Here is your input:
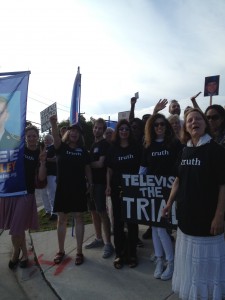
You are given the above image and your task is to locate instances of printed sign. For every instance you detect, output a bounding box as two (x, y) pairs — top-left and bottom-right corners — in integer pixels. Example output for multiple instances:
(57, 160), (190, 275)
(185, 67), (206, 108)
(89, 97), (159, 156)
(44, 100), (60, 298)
(40, 102), (57, 133)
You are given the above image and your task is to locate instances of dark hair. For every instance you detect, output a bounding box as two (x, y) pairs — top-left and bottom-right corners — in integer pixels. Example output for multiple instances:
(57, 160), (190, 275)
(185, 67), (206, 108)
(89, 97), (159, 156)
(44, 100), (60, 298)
(205, 104), (225, 132)
(25, 125), (39, 137)
(62, 125), (85, 147)
(112, 119), (134, 145)
(182, 108), (211, 144)
(144, 113), (176, 148)
(94, 118), (107, 132)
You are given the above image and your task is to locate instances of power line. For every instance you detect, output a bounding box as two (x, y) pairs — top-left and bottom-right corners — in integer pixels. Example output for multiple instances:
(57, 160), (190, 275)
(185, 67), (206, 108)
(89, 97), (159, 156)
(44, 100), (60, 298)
(28, 96), (69, 113)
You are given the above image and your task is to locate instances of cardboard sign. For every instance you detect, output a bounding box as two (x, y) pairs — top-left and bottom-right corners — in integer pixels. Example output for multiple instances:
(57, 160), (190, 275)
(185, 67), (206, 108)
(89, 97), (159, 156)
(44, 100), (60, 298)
(122, 174), (177, 228)
(40, 102), (57, 133)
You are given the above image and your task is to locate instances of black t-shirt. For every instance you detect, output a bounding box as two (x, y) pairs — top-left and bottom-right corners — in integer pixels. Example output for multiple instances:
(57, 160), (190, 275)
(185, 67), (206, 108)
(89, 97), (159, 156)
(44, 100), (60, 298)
(24, 147), (40, 194)
(46, 144), (57, 176)
(177, 140), (225, 236)
(90, 139), (110, 184)
(141, 139), (183, 176)
(55, 142), (90, 188)
(105, 143), (142, 186)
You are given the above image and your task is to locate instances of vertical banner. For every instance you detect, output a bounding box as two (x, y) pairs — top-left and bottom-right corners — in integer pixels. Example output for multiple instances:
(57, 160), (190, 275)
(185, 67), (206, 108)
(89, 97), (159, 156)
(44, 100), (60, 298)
(70, 67), (81, 125)
(0, 71), (30, 197)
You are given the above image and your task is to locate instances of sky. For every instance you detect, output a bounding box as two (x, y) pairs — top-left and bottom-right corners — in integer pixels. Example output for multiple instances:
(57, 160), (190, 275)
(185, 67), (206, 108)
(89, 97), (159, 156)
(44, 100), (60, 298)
(1, 0), (225, 127)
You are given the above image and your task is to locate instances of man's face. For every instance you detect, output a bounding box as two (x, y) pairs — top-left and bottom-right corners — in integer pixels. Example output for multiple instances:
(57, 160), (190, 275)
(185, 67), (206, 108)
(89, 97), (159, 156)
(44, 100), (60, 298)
(206, 81), (217, 94)
(0, 102), (8, 129)
(169, 102), (181, 115)
(93, 122), (104, 139)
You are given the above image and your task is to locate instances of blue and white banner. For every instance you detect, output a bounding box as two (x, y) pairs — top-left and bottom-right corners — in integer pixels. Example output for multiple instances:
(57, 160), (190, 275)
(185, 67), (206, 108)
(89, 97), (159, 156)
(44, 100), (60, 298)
(70, 67), (81, 125)
(0, 71), (30, 197)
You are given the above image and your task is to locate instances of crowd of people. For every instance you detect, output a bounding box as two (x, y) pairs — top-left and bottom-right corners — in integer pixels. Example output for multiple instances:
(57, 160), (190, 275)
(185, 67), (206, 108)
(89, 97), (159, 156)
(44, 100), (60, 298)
(0, 94), (225, 300)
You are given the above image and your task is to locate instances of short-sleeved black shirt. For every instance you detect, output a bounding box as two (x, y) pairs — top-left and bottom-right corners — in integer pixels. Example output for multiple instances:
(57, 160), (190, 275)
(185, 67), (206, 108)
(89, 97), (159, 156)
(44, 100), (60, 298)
(177, 140), (225, 236)
(90, 139), (110, 184)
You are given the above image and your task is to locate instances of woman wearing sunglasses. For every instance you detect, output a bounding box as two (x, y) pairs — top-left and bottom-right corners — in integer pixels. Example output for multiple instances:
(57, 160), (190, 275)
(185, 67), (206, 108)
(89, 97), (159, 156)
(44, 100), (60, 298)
(141, 113), (183, 280)
(105, 119), (142, 269)
(205, 104), (225, 148)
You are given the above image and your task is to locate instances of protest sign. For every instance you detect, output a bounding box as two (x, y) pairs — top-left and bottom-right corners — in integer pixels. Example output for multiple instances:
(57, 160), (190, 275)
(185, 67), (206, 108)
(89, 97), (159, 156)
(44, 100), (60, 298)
(40, 102), (57, 133)
(122, 174), (177, 228)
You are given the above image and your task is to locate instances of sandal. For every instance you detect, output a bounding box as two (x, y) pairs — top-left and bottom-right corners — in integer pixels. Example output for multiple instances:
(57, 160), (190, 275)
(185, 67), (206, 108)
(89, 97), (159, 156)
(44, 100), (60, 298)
(75, 253), (84, 265)
(54, 252), (65, 264)
(113, 257), (123, 269)
(128, 257), (138, 268)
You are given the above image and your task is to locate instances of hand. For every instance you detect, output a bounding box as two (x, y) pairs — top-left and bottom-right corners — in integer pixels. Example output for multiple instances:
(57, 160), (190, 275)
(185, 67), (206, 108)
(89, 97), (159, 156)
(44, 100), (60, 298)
(210, 215), (224, 235)
(130, 97), (137, 105)
(162, 203), (171, 218)
(190, 92), (201, 101)
(154, 99), (168, 114)
(49, 114), (57, 125)
(86, 184), (94, 199)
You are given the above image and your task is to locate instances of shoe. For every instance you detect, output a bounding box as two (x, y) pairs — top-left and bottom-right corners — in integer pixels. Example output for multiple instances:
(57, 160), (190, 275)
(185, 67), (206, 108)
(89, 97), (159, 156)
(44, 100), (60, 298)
(19, 258), (29, 268)
(75, 253), (84, 265)
(44, 212), (51, 217)
(8, 259), (19, 270)
(128, 257), (138, 268)
(54, 251), (65, 264)
(161, 261), (174, 280)
(142, 227), (152, 239)
(154, 257), (164, 279)
(113, 257), (123, 269)
(85, 238), (104, 249)
(102, 243), (114, 258)
(150, 254), (157, 263)
(137, 238), (144, 248)
(49, 214), (57, 221)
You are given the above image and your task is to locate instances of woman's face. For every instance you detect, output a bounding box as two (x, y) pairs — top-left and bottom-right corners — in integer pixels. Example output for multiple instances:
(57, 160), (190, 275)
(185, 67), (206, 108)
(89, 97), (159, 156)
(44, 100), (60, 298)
(26, 129), (39, 147)
(186, 111), (206, 140)
(205, 108), (223, 132)
(153, 117), (166, 139)
(68, 128), (80, 144)
(118, 124), (130, 141)
(169, 119), (181, 135)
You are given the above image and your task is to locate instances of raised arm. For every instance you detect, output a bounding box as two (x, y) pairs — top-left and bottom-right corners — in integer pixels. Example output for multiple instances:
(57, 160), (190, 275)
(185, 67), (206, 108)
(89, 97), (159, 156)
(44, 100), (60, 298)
(153, 99), (168, 115)
(49, 115), (61, 149)
(129, 97), (137, 121)
(190, 92), (202, 111)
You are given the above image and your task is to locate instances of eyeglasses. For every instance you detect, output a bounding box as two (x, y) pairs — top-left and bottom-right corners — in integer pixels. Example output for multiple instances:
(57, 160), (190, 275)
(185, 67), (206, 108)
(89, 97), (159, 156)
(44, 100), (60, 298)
(154, 122), (166, 128)
(206, 115), (220, 121)
(119, 127), (130, 132)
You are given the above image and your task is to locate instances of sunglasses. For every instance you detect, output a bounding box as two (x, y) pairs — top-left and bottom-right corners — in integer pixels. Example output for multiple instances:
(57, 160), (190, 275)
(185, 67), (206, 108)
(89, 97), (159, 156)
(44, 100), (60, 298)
(154, 122), (166, 128)
(206, 115), (220, 121)
(119, 127), (130, 132)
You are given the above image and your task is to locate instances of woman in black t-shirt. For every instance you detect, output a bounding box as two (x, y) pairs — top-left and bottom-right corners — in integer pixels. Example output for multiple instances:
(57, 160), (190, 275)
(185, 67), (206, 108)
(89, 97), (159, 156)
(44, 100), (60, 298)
(163, 108), (225, 299)
(141, 113), (183, 281)
(50, 115), (92, 266)
(0, 125), (46, 269)
(106, 119), (142, 269)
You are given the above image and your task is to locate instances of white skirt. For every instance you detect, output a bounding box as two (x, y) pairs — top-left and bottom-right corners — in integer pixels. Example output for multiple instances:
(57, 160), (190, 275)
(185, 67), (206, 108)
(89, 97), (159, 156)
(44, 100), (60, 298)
(172, 228), (225, 300)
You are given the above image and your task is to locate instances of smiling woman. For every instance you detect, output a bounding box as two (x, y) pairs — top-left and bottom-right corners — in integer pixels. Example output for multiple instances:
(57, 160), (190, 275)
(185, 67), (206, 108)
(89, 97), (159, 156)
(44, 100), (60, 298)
(163, 108), (225, 299)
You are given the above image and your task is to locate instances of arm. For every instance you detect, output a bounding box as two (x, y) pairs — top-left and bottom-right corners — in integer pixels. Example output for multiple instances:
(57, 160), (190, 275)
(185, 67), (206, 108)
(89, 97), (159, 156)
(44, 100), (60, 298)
(129, 97), (137, 121)
(153, 99), (168, 115)
(91, 155), (105, 168)
(105, 167), (113, 196)
(85, 164), (93, 196)
(162, 177), (179, 217)
(49, 115), (61, 149)
(38, 148), (47, 181)
(190, 92), (202, 111)
(210, 184), (225, 235)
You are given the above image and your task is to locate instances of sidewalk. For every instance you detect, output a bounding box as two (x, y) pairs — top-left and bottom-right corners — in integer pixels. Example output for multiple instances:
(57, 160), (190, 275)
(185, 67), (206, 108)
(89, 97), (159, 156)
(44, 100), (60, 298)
(1, 221), (180, 300)
(19, 224), (179, 300)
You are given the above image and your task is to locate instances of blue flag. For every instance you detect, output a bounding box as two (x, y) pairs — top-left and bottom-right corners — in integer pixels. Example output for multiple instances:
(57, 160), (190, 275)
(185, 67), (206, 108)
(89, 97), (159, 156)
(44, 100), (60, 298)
(0, 71), (30, 197)
(70, 67), (81, 124)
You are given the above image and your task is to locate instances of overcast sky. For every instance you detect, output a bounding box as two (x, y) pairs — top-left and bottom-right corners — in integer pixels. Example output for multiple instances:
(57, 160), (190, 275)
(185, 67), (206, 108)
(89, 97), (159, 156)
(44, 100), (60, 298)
(1, 0), (225, 126)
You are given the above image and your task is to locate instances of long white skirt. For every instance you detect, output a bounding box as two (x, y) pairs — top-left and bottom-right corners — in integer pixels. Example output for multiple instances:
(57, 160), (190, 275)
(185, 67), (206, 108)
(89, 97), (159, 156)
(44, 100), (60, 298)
(172, 228), (225, 300)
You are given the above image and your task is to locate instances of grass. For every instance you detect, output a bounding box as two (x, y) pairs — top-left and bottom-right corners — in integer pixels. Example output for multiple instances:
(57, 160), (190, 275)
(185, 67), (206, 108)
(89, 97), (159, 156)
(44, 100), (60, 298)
(33, 209), (93, 232)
